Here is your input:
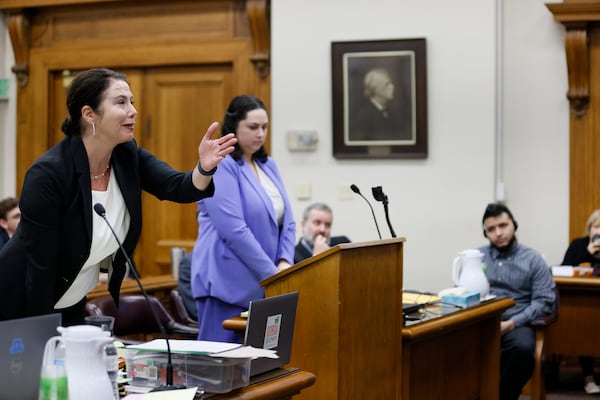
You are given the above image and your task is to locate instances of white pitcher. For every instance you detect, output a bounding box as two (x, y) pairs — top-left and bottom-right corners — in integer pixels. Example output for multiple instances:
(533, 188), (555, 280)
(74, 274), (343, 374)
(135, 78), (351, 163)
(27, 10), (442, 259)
(40, 325), (114, 400)
(452, 249), (490, 298)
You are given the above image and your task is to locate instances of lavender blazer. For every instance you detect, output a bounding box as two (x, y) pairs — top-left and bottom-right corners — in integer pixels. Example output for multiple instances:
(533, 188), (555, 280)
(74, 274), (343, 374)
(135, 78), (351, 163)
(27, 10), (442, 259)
(190, 155), (295, 308)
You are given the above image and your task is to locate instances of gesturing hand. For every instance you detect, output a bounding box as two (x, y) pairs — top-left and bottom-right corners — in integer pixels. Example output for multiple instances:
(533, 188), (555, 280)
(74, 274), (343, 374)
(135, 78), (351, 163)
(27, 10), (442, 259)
(197, 122), (237, 172)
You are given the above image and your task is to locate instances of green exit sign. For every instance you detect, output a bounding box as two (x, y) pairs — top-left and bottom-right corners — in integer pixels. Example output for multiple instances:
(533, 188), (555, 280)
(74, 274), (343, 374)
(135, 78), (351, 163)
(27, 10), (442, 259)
(0, 78), (9, 98)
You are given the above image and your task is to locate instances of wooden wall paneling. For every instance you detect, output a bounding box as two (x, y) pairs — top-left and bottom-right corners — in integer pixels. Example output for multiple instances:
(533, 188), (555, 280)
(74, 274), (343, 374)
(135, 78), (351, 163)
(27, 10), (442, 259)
(140, 67), (234, 275)
(547, 2), (600, 240)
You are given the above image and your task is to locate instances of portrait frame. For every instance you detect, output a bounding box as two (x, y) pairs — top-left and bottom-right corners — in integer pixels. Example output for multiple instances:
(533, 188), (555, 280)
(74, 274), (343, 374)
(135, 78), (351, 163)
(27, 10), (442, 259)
(332, 38), (427, 159)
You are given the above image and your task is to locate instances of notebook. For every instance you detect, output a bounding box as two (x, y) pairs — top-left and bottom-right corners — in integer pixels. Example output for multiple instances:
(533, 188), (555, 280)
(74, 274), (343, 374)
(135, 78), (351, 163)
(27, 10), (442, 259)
(243, 292), (299, 377)
(0, 313), (62, 400)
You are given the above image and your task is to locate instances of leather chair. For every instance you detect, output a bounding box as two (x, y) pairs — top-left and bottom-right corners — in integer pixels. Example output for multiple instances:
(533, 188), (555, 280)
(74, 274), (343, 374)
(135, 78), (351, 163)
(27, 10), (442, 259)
(170, 289), (198, 327)
(521, 287), (560, 400)
(85, 294), (198, 343)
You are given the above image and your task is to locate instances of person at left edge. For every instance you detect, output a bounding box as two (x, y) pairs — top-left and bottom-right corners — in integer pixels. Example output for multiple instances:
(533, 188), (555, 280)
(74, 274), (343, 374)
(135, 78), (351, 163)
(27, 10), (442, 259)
(0, 68), (237, 326)
(191, 95), (296, 343)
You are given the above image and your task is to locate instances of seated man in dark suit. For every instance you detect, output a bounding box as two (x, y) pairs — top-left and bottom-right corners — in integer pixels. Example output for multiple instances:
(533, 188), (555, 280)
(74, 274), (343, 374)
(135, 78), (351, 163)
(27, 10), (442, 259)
(0, 197), (20, 252)
(177, 252), (198, 321)
(294, 202), (350, 264)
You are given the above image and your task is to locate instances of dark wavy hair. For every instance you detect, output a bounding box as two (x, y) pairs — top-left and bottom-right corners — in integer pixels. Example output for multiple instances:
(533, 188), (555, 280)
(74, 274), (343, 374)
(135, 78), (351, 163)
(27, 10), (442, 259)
(482, 203), (519, 237)
(221, 95), (268, 163)
(61, 68), (127, 137)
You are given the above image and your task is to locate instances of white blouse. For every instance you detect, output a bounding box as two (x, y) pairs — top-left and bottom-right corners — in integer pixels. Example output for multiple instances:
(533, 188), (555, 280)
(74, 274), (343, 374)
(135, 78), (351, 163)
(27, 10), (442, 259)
(255, 162), (285, 226)
(54, 169), (130, 309)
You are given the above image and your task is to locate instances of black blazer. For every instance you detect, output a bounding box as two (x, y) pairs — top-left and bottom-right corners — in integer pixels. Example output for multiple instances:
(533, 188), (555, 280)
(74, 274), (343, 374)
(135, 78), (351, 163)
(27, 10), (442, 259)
(0, 136), (214, 320)
(294, 235), (351, 264)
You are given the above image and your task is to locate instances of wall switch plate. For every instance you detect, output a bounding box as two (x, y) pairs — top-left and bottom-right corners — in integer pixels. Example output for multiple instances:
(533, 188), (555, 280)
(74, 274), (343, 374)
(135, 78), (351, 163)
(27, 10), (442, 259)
(295, 183), (312, 200)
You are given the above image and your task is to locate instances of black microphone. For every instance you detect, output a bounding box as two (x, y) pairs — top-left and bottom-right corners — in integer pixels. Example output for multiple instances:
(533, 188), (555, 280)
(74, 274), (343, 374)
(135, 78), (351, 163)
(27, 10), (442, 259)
(371, 186), (397, 238)
(350, 184), (382, 239)
(94, 203), (184, 392)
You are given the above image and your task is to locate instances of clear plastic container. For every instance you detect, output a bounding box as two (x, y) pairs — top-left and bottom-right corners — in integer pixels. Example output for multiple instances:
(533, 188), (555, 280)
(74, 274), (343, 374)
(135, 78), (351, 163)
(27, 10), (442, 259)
(124, 350), (251, 393)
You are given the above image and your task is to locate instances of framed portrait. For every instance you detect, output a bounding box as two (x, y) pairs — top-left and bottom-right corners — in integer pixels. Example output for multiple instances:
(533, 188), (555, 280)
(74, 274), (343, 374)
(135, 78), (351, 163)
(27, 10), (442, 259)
(332, 38), (427, 159)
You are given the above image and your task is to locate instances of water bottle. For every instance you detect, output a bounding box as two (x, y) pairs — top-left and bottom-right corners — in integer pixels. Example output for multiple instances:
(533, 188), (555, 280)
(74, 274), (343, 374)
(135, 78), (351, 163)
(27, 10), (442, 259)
(39, 340), (69, 400)
(104, 342), (119, 400)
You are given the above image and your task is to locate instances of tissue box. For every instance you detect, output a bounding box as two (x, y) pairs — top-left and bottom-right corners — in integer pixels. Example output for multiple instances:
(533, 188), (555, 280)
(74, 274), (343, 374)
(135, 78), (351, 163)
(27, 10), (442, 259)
(441, 291), (480, 308)
(124, 349), (251, 393)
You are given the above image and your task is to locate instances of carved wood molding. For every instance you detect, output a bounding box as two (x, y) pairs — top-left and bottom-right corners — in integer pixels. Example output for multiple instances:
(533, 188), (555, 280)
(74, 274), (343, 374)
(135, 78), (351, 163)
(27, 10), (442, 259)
(565, 28), (589, 117)
(247, 0), (270, 79)
(6, 12), (30, 87)
(546, 2), (600, 117)
(1, 0), (272, 83)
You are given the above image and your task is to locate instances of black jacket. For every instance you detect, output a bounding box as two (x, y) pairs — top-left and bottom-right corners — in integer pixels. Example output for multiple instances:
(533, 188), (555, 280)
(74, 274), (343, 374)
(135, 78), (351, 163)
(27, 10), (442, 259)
(294, 236), (351, 264)
(0, 136), (213, 320)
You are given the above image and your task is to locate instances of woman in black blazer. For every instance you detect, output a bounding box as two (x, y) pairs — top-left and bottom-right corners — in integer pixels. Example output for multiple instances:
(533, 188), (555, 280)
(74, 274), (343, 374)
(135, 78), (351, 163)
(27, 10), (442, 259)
(0, 68), (236, 325)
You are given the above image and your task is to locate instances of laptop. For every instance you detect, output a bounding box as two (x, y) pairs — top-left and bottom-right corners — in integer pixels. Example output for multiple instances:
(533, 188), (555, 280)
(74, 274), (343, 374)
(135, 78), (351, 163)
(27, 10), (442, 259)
(243, 292), (299, 377)
(0, 313), (62, 400)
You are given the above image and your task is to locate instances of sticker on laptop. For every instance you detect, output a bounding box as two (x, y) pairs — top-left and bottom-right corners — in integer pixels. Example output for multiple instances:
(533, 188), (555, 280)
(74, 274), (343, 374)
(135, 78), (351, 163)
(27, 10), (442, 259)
(263, 314), (282, 349)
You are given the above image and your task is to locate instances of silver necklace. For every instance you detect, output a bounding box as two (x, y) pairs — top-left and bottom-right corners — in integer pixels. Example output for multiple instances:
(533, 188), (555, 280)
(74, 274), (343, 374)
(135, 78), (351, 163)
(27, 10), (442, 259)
(91, 164), (110, 180)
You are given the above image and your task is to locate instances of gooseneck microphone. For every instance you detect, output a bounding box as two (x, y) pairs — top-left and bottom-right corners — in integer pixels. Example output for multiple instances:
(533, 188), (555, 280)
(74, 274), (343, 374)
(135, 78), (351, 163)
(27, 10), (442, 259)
(350, 184), (382, 240)
(93, 203), (183, 392)
(372, 186), (397, 238)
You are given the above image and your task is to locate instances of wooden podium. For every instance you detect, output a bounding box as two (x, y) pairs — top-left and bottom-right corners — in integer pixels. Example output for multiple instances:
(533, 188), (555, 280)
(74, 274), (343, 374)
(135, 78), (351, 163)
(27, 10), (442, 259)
(260, 238), (405, 400)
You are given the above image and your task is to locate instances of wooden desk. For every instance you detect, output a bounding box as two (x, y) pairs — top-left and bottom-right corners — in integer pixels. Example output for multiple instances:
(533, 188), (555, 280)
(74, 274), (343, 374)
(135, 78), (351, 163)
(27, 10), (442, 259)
(224, 298), (514, 400)
(402, 298), (514, 400)
(206, 369), (316, 400)
(545, 276), (600, 356)
(87, 274), (178, 309)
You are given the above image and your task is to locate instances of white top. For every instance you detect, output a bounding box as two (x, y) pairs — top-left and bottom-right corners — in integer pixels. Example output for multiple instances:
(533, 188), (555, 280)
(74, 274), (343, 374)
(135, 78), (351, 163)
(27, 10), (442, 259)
(255, 162), (285, 226)
(55, 169), (131, 309)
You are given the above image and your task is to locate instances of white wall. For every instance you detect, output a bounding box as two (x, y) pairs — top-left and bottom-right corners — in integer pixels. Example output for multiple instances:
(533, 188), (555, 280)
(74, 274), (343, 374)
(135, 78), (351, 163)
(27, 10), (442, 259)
(0, 0), (569, 292)
(271, 0), (569, 291)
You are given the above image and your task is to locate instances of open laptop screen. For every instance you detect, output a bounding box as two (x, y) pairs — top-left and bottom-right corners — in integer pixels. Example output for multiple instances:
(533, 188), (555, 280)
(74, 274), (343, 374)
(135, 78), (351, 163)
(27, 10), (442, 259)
(0, 313), (62, 400)
(243, 292), (299, 377)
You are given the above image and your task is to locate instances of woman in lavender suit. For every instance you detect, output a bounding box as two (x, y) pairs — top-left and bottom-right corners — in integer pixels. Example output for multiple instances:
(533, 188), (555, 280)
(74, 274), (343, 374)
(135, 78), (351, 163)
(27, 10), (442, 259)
(191, 95), (296, 342)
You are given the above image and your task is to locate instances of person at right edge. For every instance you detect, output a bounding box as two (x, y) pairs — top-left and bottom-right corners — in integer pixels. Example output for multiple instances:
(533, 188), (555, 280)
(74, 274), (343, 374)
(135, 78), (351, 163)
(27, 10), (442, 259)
(561, 208), (600, 394)
(479, 203), (556, 400)
(191, 95), (295, 343)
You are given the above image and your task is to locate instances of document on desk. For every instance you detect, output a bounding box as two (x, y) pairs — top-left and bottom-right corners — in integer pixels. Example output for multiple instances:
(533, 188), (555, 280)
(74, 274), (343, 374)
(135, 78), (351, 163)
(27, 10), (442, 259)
(122, 387), (197, 399)
(127, 339), (278, 358)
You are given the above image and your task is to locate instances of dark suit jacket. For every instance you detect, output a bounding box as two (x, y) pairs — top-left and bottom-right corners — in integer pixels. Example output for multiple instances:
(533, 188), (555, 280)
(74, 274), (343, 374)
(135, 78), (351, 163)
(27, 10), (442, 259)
(351, 99), (412, 142)
(0, 135), (214, 320)
(177, 252), (198, 321)
(0, 230), (8, 252)
(294, 236), (351, 264)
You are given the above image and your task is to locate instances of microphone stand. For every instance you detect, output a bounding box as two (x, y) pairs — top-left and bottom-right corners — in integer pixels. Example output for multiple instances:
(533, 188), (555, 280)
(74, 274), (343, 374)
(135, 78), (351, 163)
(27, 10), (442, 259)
(350, 184), (382, 239)
(372, 186), (397, 238)
(94, 204), (184, 391)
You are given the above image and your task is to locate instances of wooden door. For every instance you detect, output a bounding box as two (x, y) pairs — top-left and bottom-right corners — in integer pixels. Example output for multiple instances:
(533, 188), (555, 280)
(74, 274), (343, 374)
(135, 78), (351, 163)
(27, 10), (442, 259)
(139, 66), (234, 276)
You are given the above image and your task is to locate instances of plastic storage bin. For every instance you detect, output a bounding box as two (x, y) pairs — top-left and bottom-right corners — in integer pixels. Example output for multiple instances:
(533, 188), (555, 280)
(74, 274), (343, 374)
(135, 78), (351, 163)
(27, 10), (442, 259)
(124, 349), (251, 393)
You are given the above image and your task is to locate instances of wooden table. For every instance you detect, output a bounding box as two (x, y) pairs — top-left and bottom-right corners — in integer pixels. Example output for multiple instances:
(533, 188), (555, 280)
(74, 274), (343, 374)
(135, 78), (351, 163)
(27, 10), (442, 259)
(545, 276), (600, 356)
(401, 298), (514, 399)
(205, 369), (316, 400)
(88, 274), (178, 300)
(87, 274), (178, 315)
(224, 298), (514, 400)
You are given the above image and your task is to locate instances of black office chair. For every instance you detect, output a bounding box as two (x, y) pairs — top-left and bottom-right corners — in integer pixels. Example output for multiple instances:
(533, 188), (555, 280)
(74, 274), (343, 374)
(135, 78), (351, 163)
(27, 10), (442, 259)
(170, 289), (198, 327)
(85, 294), (198, 343)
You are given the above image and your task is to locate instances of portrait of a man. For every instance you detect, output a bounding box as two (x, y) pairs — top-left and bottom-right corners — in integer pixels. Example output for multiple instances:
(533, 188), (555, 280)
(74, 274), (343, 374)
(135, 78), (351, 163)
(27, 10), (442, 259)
(345, 53), (415, 145)
(332, 38), (427, 159)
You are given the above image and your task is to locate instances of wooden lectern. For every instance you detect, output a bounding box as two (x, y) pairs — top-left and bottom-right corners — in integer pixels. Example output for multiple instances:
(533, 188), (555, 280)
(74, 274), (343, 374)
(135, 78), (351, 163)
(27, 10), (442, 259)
(260, 238), (405, 400)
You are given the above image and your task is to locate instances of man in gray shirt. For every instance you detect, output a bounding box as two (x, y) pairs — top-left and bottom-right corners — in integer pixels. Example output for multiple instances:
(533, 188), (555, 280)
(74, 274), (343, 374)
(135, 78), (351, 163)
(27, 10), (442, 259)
(479, 203), (556, 400)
